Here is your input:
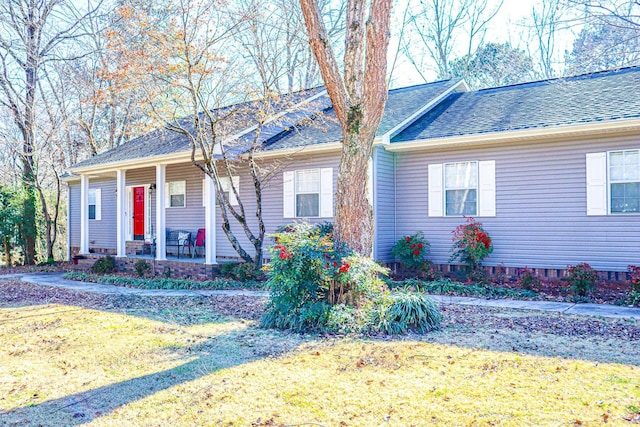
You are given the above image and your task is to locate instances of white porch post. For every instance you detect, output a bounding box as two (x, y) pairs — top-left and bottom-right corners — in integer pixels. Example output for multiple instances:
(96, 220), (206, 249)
(204, 174), (217, 265)
(155, 164), (167, 261)
(116, 169), (127, 257)
(79, 174), (89, 255)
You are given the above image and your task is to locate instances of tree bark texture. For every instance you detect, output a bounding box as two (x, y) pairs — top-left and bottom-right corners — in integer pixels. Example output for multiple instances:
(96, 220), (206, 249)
(300, 0), (391, 255)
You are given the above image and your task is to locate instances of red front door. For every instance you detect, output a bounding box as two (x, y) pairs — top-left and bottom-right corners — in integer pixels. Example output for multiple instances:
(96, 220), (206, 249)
(133, 186), (145, 238)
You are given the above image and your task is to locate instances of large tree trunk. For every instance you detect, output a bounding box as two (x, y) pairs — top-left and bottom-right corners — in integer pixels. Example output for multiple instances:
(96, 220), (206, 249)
(300, 0), (391, 255)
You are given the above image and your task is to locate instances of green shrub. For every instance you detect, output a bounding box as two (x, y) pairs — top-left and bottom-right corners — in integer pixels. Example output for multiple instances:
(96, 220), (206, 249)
(386, 278), (538, 299)
(566, 263), (598, 296)
(628, 265), (640, 292)
(62, 272), (261, 290)
(220, 261), (261, 281)
(621, 291), (640, 307)
(391, 232), (430, 270)
(517, 267), (540, 291)
(91, 256), (116, 274)
(134, 259), (152, 277)
(449, 217), (493, 270)
(261, 222), (393, 332)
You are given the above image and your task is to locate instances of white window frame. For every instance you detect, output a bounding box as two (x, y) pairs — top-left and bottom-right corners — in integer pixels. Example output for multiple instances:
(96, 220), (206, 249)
(295, 169), (321, 218)
(608, 149), (640, 215)
(283, 168), (333, 219)
(429, 160), (495, 217)
(587, 150), (640, 216)
(88, 188), (101, 221)
(165, 180), (186, 208)
(203, 176), (239, 207)
(444, 161), (479, 217)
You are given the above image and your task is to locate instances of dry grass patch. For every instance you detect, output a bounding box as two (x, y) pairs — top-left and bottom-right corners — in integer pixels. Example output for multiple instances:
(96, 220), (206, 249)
(86, 340), (640, 426)
(1, 280), (639, 426)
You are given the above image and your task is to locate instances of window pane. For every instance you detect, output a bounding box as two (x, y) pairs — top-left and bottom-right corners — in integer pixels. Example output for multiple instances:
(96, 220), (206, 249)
(445, 162), (477, 188)
(610, 151), (639, 181)
(170, 194), (185, 207)
(611, 183), (640, 213)
(88, 190), (96, 205)
(88, 205), (96, 220)
(296, 170), (320, 193)
(296, 194), (319, 217)
(445, 189), (477, 216)
(169, 181), (186, 195)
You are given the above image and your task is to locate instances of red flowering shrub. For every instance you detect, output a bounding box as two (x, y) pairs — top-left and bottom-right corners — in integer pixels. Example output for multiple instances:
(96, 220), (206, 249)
(628, 265), (640, 292)
(566, 263), (598, 296)
(262, 222), (388, 331)
(449, 217), (493, 270)
(391, 231), (430, 269)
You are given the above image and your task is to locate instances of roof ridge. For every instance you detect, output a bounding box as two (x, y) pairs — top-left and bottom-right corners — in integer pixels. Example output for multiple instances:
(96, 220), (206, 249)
(476, 65), (640, 93)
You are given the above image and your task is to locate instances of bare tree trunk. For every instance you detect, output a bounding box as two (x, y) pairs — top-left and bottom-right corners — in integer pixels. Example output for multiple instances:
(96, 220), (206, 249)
(300, 0), (391, 255)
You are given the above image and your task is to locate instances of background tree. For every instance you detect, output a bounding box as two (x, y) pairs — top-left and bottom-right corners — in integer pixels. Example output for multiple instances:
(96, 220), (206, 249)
(398, 0), (503, 80)
(450, 42), (535, 89)
(299, 0), (391, 255)
(564, 0), (640, 73)
(0, 0), (101, 263)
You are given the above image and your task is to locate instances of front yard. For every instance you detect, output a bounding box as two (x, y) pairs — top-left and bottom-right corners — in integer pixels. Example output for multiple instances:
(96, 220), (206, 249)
(1, 278), (639, 426)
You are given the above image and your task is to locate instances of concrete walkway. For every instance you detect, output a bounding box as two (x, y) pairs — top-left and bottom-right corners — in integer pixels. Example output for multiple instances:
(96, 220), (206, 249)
(3, 272), (640, 320)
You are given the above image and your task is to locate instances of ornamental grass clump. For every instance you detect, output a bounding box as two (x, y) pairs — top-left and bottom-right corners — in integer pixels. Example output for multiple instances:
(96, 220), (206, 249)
(449, 217), (493, 271)
(262, 222), (441, 334)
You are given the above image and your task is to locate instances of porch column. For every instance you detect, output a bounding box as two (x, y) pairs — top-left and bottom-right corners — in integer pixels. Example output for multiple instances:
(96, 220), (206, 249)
(204, 174), (217, 265)
(79, 174), (89, 255)
(155, 164), (167, 261)
(116, 169), (127, 257)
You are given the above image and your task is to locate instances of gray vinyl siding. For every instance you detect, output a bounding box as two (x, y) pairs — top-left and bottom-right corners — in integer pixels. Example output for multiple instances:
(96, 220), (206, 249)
(393, 134), (640, 271)
(216, 152), (340, 259)
(91, 179), (117, 249)
(374, 146), (396, 262)
(165, 163), (206, 237)
(68, 182), (80, 248)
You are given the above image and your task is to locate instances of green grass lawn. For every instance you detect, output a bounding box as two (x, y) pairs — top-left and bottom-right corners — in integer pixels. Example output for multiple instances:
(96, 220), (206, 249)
(1, 283), (639, 426)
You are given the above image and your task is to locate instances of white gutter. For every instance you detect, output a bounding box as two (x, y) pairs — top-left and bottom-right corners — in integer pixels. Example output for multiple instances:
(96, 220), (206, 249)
(380, 78), (467, 144)
(385, 118), (640, 152)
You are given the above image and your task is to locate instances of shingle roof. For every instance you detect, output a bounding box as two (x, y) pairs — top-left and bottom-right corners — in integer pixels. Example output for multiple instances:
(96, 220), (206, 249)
(71, 87), (328, 169)
(263, 78), (461, 151)
(392, 67), (640, 143)
(70, 79), (462, 169)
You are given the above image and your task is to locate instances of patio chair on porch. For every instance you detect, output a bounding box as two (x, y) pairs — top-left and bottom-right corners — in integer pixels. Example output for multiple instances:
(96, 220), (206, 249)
(191, 228), (205, 258)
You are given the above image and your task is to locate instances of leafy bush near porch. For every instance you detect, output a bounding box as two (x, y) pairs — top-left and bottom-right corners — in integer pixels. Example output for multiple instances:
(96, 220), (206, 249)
(134, 260), (152, 277)
(91, 256), (116, 274)
(219, 261), (262, 281)
(628, 265), (640, 293)
(63, 272), (262, 290)
(261, 222), (441, 334)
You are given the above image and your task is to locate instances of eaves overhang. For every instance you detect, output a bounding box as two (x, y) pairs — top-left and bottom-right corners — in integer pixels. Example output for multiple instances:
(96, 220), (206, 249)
(385, 118), (640, 153)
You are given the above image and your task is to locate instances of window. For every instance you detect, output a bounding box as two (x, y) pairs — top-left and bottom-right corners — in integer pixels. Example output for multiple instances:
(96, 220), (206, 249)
(586, 150), (640, 215)
(167, 181), (186, 208)
(609, 150), (640, 213)
(296, 169), (320, 217)
(283, 168), (333, 218)
(428, 161), (495, 217)
(88, 188), (101, 220)
(444, 161), (478, 216)
(202, 176), (239, 206)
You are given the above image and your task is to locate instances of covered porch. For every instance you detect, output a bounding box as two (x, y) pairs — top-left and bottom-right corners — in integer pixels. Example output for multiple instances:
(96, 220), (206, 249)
(71, 161), (218, 265)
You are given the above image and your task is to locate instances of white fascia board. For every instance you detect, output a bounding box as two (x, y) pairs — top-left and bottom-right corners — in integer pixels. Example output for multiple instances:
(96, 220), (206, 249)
(380, 79), (467, 145)
(68, 151), (198, 175)
(250, 141), (342, 159)
(385, 118), (640, 153)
